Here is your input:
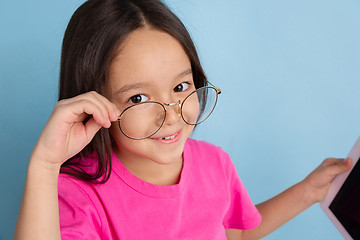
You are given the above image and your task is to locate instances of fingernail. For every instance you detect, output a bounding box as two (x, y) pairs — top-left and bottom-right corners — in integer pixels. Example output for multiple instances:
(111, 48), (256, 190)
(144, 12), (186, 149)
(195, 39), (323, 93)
(111, 112), (118, 120)
(106, 119), (112, 128)
(344, 158), (352, 166)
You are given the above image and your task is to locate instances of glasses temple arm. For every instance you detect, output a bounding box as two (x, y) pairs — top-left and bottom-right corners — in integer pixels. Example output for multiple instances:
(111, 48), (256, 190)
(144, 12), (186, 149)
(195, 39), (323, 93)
(206, 80), (222, 94)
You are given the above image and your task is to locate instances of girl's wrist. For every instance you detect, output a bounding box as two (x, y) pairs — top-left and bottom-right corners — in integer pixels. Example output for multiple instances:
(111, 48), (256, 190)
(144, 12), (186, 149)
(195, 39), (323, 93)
(29, 150), (62, 177)
(297, 179), (321, 207)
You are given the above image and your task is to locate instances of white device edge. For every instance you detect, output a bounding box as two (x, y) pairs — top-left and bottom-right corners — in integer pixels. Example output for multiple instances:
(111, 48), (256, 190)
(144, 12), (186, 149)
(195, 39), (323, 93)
(320, 136), (360, 240)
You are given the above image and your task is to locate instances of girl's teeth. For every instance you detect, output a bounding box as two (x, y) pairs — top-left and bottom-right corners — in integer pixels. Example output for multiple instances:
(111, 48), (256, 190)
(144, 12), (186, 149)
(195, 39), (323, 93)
(162, 133), (176, 140)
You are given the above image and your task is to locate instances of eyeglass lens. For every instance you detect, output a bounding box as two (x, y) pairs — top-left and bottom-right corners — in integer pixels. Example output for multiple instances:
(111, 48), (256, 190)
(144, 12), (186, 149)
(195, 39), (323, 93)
(118, 87), (218, 140)
(182, 87), (218, 125)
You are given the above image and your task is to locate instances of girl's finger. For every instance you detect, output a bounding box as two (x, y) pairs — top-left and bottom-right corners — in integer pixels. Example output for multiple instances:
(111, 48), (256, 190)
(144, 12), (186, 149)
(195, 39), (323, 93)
(326, 158), (352, 176)
(55, 99), (111, 128)
(68, 91), (119, 123)
(88, 92), (120, 122)
(83, 117), (103, 141)
(72, 93), (111, 124)
(79, 101), (111, 128)
(322, 158), (344, 167)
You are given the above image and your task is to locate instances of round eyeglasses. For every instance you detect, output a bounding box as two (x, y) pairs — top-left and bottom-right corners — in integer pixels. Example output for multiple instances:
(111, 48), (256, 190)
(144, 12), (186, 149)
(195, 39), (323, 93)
(117, 82), (221, 140)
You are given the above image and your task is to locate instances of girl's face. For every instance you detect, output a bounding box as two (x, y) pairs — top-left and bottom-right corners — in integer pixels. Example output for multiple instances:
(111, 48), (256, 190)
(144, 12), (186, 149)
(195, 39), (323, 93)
(107, 28), (197, 166)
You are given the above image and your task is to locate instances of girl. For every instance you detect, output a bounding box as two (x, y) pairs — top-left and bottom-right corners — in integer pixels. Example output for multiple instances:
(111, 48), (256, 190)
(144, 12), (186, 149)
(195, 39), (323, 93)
(14, 0), (351, 239)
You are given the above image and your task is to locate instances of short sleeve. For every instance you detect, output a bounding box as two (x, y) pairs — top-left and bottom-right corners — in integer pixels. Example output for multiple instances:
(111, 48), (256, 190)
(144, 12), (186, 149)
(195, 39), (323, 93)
(58, 175), (102, 239)
(221, 151), (262, 230)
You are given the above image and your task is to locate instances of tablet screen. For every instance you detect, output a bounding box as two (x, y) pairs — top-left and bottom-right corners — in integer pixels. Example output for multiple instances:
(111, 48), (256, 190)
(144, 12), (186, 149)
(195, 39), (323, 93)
(329, 157), (360, 239)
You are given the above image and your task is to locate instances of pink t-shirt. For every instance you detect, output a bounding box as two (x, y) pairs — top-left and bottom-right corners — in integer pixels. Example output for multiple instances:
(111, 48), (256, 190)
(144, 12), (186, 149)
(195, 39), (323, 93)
(58, 138), (261, 239)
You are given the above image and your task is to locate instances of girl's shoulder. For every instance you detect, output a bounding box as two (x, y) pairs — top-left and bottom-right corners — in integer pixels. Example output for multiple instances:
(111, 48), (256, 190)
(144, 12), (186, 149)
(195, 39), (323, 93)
(58, 169), (108, 211)
(185, 138), (242, 190)
(185, 138), (233, 171)
(58, 153), (102, 196)
(185, 138), (229, 158)
(58, 172), (94, 196)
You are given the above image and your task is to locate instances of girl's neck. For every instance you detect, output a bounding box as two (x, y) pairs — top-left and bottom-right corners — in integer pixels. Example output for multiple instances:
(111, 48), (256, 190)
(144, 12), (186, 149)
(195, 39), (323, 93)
(114, 148), (183, 186)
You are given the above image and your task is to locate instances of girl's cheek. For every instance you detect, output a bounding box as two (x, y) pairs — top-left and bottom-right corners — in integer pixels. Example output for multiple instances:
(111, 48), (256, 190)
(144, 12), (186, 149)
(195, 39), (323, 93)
(183, 97), (200, 124)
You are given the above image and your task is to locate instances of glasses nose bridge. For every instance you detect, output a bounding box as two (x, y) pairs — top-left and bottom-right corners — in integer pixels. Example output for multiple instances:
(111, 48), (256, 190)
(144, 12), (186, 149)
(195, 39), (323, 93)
(164, 100), (181, 107)
(163, 100), (181, 116)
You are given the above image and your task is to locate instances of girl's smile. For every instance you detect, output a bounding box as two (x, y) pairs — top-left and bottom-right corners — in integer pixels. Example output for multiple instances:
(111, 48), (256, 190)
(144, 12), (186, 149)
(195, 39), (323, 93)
(150, 129), (182, 144)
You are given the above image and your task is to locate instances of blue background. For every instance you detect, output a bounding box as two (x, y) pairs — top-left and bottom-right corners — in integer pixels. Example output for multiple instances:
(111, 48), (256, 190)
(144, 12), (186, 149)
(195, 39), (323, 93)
(1, 0), (359, 239)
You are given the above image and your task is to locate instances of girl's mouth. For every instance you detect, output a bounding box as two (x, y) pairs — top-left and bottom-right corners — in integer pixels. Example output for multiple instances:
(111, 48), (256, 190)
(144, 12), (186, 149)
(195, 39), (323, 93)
(151, 130), (181, 144)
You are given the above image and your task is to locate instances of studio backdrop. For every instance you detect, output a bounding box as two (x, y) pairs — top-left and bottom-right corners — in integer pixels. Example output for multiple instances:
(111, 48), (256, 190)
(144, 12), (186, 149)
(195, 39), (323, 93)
(0, 0), (359, 239)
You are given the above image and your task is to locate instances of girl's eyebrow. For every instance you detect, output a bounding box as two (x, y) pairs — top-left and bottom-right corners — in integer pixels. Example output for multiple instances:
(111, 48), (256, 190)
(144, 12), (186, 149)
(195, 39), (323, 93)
(114, 69), (192, 94)
(175, 68), (192, 80)
(115, 82), (149, 94)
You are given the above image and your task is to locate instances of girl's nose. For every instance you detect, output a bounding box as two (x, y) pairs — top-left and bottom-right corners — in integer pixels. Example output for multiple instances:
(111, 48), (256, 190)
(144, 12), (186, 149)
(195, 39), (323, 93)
(163, 101), (181, 125)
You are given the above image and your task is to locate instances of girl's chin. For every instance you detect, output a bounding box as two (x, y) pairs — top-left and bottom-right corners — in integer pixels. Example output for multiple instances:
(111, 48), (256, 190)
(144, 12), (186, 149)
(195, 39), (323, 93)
(114, 127), (192, 163)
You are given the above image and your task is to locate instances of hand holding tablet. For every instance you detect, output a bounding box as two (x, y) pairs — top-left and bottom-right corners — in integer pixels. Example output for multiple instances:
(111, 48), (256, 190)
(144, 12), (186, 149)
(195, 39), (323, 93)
(321, 137), (360, 240)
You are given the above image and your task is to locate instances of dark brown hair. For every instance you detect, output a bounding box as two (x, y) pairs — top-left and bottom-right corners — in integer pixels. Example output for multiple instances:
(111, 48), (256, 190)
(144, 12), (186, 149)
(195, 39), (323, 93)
(59, 0), (207, 183)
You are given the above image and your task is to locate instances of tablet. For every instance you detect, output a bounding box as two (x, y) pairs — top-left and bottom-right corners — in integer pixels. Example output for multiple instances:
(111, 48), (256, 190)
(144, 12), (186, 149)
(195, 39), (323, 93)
(320, 136), (360, 240)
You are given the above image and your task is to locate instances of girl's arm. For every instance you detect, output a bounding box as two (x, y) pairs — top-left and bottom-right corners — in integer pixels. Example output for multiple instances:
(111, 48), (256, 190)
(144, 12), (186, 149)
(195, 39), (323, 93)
(226, 157), (352, 240)
(14, 155), (62, 240)
(14, 92), (119, 240)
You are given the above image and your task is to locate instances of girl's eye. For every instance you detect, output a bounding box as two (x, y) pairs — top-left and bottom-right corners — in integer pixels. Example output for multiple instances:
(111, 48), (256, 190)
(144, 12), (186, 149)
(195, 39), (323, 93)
(174, 82), (190, 92)
(129, 94), (149, 104)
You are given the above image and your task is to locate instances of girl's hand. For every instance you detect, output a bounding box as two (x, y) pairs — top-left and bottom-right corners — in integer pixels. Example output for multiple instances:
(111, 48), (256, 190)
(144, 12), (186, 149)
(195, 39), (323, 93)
(30, 91), (120, 169)
(236, 158), (352, 240)
(301, 157), (352, 204)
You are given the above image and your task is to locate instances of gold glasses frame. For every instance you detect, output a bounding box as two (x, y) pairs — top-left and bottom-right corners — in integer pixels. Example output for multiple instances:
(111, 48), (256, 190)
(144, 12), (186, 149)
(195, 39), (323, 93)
(117, 80), (221, 140)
